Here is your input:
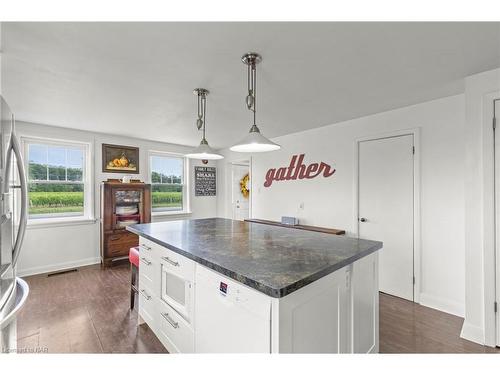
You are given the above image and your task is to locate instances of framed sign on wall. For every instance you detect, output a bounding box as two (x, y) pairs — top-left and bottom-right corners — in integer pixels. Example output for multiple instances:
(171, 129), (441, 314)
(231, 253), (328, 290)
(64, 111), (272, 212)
(195, 166), (216, 196)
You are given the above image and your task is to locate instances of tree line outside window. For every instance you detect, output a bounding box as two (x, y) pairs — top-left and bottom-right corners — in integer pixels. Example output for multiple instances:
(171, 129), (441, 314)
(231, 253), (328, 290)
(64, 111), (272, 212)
(25, 142), (188, 219)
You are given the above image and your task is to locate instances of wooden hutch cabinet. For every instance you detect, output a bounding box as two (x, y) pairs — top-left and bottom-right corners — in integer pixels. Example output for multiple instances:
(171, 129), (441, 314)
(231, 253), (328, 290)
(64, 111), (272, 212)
(100, 182), (151, 267)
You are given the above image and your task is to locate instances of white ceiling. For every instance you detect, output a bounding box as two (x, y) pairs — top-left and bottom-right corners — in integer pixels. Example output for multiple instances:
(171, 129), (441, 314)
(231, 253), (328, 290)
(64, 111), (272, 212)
(2, 22), (500, 149)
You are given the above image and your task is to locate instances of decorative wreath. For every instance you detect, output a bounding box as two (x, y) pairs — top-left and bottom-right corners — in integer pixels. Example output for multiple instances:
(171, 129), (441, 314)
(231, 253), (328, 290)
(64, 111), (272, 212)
(240, 173), (250, 198)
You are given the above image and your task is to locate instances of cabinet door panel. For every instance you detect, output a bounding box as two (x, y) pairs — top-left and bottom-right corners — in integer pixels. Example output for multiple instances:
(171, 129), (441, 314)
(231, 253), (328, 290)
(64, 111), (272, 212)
(352, 253), (379, 353)
(291, 286), (341, 353)
(276, 267), (349, 353)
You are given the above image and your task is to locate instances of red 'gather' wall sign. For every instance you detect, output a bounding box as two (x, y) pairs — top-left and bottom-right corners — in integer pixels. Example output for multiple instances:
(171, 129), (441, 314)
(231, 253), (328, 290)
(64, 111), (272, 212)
(264, 154), (336, 187)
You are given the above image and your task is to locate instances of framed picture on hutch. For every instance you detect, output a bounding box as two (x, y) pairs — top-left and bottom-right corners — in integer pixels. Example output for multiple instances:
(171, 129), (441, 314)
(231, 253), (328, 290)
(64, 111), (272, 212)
(102, 143), (140, 174)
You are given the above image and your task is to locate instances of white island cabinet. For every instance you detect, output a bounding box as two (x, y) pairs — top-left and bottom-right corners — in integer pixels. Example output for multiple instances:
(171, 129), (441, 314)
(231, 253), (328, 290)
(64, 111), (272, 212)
(137, 235), (379, 354)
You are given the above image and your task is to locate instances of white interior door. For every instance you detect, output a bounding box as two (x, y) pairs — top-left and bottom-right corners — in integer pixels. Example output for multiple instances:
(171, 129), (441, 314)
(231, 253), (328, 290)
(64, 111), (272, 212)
(232, 163), (250, 221)
(494, 99), (500, 347)
(358, 134), (414, 301)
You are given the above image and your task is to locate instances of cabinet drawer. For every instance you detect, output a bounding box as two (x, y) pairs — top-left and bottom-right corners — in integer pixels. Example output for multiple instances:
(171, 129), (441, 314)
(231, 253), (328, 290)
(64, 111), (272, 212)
(157, 299), (194, 353)
(107, 232), (138, 247)
(139, 273), (157, 298)
(158, 247), (195, 282)
(138, 252), (156, 284)
(106, 232), (138, 257)
(138, 239), (155, 255)
(107, 247), (129, 258)
(139, 285), (156, 330)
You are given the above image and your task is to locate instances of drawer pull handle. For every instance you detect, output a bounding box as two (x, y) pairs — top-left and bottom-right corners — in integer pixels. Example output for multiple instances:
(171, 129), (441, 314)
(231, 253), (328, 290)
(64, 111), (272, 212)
(140, 244), (152, 251)
(161, 256), (179, 267)
(161, 312), (179, 329)
(139, 289), (152, 300)
(140, 257), (152, 266)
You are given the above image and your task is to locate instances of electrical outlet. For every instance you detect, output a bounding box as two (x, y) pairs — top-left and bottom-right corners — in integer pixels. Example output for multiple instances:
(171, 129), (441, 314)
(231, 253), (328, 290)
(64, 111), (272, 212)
(299, 202), (304, 210)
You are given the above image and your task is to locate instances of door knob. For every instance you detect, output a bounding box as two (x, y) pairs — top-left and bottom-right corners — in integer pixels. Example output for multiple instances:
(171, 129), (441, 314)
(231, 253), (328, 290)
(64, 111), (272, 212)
(359, 217), (367, 222)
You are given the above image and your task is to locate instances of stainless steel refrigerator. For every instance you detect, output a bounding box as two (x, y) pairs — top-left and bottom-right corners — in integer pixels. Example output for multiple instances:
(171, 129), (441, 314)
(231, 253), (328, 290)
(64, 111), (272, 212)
(0, 95), (28, 353)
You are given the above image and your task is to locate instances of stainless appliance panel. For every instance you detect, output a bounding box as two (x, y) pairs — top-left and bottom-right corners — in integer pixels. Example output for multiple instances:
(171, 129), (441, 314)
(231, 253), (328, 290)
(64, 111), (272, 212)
(0, 96), (15, 312)
(0, 95), (29, 353)
(1, 278), (29, 353)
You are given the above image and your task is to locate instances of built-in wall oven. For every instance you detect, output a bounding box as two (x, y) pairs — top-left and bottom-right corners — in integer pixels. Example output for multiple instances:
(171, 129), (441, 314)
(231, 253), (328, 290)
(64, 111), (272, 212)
(159, 251), (194, 324)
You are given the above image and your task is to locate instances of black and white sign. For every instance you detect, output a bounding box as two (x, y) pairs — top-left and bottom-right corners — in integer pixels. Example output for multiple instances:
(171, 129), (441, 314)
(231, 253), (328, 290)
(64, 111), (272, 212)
(194, 166), (216, 196)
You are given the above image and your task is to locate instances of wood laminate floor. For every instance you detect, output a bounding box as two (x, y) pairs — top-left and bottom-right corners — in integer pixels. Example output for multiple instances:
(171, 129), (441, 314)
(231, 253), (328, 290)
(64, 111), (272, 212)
(380, 293), (499, 353)
(16, 263), (167, 353)
(16, 264), (499, 353)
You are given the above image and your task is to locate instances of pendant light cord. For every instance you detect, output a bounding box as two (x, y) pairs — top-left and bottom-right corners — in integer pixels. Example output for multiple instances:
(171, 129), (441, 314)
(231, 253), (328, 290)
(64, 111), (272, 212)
(198, 92), (201, 120)
(202, 93), (207, 140)
(253, 63), (256, 126)
(247, 60), (257, 126)
(196, 90), (208, 140)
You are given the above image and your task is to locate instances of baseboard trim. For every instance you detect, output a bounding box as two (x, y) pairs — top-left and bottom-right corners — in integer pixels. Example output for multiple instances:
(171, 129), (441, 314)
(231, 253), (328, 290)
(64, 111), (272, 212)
(17, 257), (101, 277)
(419, 292), (465, 318)
(460, 321), (485, 345)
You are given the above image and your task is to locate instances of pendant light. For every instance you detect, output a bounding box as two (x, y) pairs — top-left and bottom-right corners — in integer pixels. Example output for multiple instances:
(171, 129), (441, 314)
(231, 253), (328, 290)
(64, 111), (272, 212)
(230, 52), (280, 153)
(186, 88), (224, 160)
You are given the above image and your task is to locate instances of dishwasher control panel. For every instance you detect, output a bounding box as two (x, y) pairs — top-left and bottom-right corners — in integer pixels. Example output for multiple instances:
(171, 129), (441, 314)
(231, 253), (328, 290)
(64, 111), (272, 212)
(196, 264), (270, 320)
(219, 281), (228, 295)
(219, 280), (247, 303)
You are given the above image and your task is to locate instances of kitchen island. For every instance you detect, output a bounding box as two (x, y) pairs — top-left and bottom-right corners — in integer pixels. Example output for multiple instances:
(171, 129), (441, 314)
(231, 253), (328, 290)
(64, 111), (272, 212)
(127, 218), (382, 353)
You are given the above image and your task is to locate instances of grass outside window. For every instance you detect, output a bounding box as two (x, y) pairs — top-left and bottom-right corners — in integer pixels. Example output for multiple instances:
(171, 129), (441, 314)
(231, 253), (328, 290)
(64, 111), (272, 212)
(28, 188), (84, 216)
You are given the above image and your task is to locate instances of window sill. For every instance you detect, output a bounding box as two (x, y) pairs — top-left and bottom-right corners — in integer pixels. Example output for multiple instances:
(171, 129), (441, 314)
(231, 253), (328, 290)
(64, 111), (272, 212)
(27, 217), (97, 229)
(151, 211), (192, 218)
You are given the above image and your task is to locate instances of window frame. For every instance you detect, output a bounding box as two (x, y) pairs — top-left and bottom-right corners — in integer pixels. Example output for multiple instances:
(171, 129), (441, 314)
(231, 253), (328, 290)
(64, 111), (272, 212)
(21, 136), (94, 224)
(148, 150), (190, 216)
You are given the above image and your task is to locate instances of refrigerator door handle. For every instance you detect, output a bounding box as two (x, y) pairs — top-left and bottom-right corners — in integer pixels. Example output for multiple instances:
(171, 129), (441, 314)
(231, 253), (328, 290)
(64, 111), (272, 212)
(0, 277), (29, 331)
(7, 133), (28, 268)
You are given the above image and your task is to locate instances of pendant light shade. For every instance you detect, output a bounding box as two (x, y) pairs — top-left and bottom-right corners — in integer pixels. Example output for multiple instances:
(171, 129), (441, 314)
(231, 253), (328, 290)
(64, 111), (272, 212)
(230, 52), (280, 153)
(186, 138), (224, 160)
(186, 88), (224, 160)
(230, 125), (280, 153)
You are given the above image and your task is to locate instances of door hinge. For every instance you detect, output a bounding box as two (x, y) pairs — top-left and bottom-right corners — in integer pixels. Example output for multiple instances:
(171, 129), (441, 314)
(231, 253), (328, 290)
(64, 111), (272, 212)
(412, 146), (415, 154)
(494, 117), (497, 131)
(495, 301), (498, 313)
(413, 276), (416, 285)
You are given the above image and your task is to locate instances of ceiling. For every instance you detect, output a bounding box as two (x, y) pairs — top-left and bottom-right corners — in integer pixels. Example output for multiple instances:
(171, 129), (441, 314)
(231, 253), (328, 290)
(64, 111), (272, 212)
(2, 22), (500, 149)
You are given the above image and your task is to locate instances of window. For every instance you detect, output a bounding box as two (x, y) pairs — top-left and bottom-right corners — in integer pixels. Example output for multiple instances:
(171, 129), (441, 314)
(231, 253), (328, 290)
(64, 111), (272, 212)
(149, 153), (186, 213)
(24, 139), (91, 220)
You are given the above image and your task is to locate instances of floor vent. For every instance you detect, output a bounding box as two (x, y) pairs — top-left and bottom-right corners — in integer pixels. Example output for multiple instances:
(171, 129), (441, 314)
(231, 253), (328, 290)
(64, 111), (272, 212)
(47, 268), (78, 277)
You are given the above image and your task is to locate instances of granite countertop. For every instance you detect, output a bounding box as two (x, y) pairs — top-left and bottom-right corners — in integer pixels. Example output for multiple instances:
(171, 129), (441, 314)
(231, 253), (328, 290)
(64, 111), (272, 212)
(127, 218), (382, 298)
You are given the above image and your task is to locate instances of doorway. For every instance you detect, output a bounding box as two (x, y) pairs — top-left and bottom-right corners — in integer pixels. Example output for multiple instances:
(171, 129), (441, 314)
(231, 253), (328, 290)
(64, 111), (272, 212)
(231, 161), (250, 221)
(357, 133), (416, 301)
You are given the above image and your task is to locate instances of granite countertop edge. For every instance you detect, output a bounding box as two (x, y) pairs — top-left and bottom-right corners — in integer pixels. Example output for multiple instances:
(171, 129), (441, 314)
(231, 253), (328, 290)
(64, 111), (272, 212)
(127, 225), (382, 298)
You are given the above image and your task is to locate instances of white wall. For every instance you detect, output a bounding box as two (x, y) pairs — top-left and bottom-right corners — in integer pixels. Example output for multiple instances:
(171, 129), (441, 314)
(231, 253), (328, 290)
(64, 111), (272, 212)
(0, 22), (3, 95)
(218, 94), (466, 317)
(461, 68), (500, 346)
(15, 121), (217, 276)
